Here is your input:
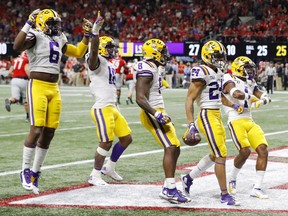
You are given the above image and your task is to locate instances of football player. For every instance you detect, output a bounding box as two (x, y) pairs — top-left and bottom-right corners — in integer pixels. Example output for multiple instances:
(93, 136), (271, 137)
(5, 51), (30, 122)
(13, 8), (92, 194)
(110, 53), (127, 104)
(222, 56), (271, 199)
(181, 40), (239, 205)
(86, 12), (132, 186)
(135, 39), (191, 204)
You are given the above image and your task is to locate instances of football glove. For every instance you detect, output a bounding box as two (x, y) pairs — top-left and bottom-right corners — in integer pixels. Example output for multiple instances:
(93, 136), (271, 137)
(232, 104), (244, 114)
(187, 122), (199, 135)
(251, 99), (264, 109)
(154, 111), (171, 124)
(27, 8), (41, 25)
(91, 11), (104, 36)
(82, 18), (93, 37)
(260, 93), (271, 105)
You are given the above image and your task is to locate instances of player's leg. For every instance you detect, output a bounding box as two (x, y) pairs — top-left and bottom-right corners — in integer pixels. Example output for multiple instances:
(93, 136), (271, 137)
(102, 109), (132, 181)
(227, 119), (252, 195)
(249, 124), (269, 199)
(140, 109), (190, 203)
(89, 106), (115, 185)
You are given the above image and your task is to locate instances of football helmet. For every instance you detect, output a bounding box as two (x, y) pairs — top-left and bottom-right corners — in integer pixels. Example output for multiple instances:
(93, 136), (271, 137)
(142, 39), (170, 65)
(99, 36), (117, 58)
(231, 56), (256, 80)
(201, 40), (227, 70)
(35, 9), (62, 36)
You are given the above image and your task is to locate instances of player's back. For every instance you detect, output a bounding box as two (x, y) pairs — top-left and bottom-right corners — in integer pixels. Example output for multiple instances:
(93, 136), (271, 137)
(12, 56), (29, 78)
(191, 64), (223, 109)
(135, 60), (164, 108)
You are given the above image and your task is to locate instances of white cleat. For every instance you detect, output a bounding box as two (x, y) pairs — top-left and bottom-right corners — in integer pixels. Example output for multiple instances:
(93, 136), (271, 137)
(88, 174), (108, 186)
(101, 165), (123, 181)
(250, 188), (269, 199)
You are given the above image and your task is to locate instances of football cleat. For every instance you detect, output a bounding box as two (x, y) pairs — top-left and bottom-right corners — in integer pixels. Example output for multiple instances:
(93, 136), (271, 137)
(101, 165), (123, 181)
(159, 187), (191, 204)
(250, 187), (269, 199)
(20, 168), (33, 190)
(31, 171), (41, 194)
(88, 172), (108, 186)
(181, 174), (193, 196)
(220, 193), (240, 206)
(228, 180), (237, 195)
(5, 98), (11, 112)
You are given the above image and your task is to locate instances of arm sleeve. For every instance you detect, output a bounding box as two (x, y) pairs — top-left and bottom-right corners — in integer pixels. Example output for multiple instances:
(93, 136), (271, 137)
(64, 41), (88, 58)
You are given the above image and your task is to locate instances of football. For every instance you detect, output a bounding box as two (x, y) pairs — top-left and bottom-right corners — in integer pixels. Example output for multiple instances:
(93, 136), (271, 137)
(182, 132), (201, 146)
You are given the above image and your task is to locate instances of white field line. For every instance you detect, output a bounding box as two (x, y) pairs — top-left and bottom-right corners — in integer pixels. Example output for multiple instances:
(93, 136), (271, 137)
(0, 130), (287, 177)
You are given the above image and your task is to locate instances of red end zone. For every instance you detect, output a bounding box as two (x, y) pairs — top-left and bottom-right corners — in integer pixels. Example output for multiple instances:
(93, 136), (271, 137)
(0, 147), (288, 214)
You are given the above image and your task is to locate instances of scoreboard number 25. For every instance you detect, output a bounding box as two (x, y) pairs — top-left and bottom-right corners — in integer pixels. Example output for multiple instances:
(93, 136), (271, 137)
(276, 45), (287, 57)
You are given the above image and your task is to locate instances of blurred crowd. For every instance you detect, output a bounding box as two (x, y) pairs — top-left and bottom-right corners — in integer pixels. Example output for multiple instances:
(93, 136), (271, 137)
(1, 53), (288, 94)
(0, 0), (287, 43)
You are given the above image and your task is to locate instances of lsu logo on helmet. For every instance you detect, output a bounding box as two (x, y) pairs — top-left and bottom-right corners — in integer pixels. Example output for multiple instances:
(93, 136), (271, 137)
(99, 36), (117, 58)
(142, 39), (170, 65)
(231, 56), (256, 80)
(36, 9), (62, 36)
(201, 40), (227, 70)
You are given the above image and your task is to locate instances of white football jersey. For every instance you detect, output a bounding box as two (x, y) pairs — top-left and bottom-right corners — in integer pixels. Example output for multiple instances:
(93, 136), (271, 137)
(190, 65), (223, 109)
(26, 29), (68, 74)
(86, 54), (117, 109)
(134, 60), (164, 108)
(222, 74), (258, 121)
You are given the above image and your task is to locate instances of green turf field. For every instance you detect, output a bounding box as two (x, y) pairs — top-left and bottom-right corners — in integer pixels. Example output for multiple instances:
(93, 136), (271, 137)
(0, 84), (287, 215)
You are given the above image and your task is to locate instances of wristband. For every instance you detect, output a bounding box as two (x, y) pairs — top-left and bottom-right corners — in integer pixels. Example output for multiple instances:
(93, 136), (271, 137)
(229, 87), (238, 98)
(90, 34), (99, 38)
(21, 22), (32, 34)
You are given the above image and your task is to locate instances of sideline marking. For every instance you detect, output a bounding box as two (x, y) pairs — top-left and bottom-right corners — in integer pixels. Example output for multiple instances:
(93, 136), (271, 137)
(1, 155), (288, 214)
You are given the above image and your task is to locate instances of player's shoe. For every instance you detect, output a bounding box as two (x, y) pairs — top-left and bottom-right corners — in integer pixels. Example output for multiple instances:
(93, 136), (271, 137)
(228, 180), (237, 195)
(20, 168), (33, 190)
(159, 187), (191, 204)
(220, 193), (240, 206)
(101, 165), (123, 181)
(31, 171), (41, 194)
(250, 187), (269, 199)
(181, 174), (193, 196)
(5, 98), (11, 112)
(88, 172), (108, 186)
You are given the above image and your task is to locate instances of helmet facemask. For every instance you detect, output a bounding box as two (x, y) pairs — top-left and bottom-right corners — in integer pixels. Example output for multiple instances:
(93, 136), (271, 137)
(242, 63), (256, 80)
(210, 51), (227, 71)
(159, 46), (170, 65)
(45, 17), (62, 36)
(106, 43), (117, 59)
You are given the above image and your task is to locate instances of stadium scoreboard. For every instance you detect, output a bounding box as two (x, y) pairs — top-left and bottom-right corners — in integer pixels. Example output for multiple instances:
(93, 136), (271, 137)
(184, 42), (287, 61)
(1, 42), (287, 61)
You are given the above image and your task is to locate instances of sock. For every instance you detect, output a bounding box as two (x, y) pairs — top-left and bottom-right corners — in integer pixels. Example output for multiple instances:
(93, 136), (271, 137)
(91, 168), (102, 177)
(22, 146), (35, 170)
(230, 166), (241, 181)
(104, 159), (116, 170)
(31, 146), (48, 173)
(26, 113), (29, 119)
(110, 142), (126, 162)
(165, 178), (176, 189)
(189, 154), (214, 179)
(254, 170), (265, 189)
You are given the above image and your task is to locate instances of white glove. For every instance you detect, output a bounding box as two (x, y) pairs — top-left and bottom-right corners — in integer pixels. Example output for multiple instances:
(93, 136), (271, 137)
(260, 93), (271, 105)
(91, 11), (104, 36)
